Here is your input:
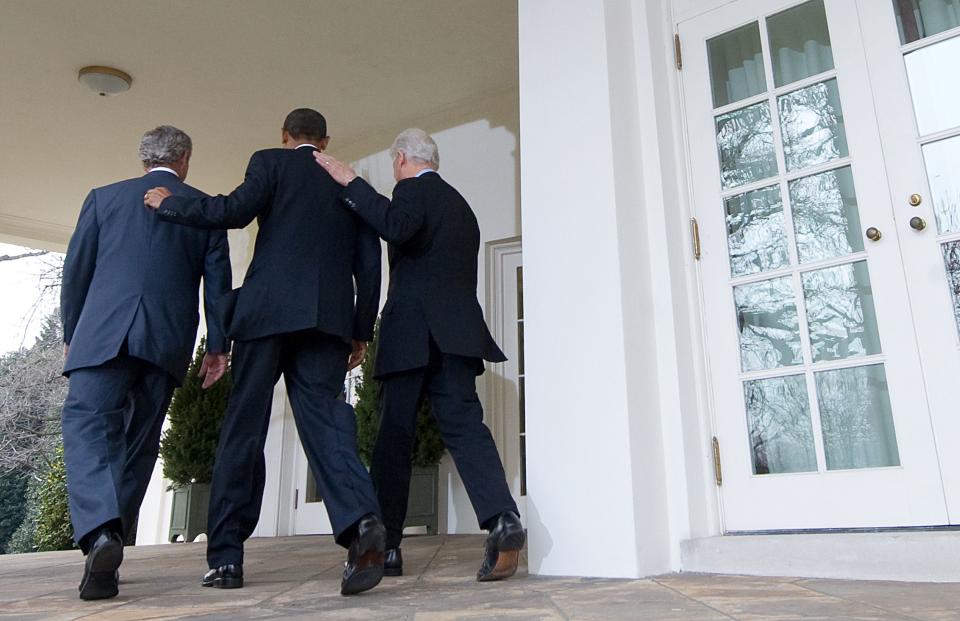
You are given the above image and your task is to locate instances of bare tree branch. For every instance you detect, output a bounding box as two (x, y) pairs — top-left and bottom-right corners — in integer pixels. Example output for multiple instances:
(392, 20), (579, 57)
(0, 250), (49, 263)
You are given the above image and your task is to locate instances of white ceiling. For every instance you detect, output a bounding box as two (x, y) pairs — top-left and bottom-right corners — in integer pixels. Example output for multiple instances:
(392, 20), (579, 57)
(0, 0), (518, 249)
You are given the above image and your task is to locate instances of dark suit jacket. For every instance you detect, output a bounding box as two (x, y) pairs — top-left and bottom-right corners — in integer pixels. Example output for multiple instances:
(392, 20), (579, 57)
(341, 172), (506, 378)
(156, 146), (381, 343)
(61, 170), (231, 384)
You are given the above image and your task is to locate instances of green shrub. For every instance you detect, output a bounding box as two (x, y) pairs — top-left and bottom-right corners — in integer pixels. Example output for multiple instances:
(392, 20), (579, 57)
(33, 445), (73, 552)
(0, 472), (28, 553)
(159, 338), (231, 486)
(354, 322), (445, 468)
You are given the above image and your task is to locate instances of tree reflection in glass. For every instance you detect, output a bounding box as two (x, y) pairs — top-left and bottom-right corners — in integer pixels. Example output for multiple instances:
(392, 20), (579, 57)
(779, 79), (849, 172)
(744, 374), (817, 475)
(790, 166), (863, 263)
(716, 101), (779, 189)
(922, 135), (960, 235)
(940, 241), (960, 339)
(802, 261), (882, 362)
(726, 185), (789, 276)
(816, 364), (900, 470)
(734, 277), (803, 371)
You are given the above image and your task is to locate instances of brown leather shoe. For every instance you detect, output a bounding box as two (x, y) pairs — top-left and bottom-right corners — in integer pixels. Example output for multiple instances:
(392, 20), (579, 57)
(477, 511), (525, 582)
(341, 514), (386, 595)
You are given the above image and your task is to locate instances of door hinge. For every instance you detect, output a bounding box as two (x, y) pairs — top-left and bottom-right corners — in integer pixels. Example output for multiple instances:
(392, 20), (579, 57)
(712, 436), (723, 486)
(674, 34), (683, 70)
(691, 217), (702, 260)
(294, 488), (299, 510)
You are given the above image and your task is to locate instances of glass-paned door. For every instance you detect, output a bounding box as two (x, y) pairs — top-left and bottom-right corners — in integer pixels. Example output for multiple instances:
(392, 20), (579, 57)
(681, 0), (949, 530)
(860, 0), (960, 521)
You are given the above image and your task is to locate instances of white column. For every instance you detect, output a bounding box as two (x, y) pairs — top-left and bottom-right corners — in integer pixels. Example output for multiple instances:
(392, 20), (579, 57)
(518, 0), (676, 578)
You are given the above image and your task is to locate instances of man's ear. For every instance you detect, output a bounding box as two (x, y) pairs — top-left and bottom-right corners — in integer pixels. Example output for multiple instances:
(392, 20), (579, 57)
(281, 129), (290, 146)
(319, 136), (331, 151)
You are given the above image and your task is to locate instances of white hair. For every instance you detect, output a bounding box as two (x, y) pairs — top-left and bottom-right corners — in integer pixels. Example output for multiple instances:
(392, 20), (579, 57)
(389, 128), (439, 168)
(139, 125), (192, 168)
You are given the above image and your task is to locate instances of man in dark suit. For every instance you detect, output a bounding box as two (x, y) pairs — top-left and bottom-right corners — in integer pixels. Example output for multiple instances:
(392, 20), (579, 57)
(315, 128), (525, 583)
(61, 125), (231, 600)
(143, 109), (385, 596)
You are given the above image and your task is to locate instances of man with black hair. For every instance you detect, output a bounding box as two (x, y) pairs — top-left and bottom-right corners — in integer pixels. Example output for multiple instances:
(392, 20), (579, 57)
(144, 108), (385, 596)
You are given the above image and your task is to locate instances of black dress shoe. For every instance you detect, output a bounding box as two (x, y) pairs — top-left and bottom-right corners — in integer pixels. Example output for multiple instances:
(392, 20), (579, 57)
(384, 547), (403, 577)
(202, 564), (243, 589)
(341, 513), (385, 595)
(78, 528), (123, 600)
(477, 511), (525, 582)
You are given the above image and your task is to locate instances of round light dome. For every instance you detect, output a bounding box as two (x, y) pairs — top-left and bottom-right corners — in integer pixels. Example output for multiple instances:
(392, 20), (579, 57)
(78, 66), (132, 96)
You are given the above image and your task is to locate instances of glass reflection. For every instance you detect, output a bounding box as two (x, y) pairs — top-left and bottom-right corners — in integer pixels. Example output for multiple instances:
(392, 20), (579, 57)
(726, 185), (789, 276)
(767, 0), (835, 87)
(922, 135), (960, 235)
(717, 102), (779, 189)
(708, 22), (767, 108)
(790, 166), (863, 263)
(893, 0), (960, 44)
(802, 261), (882, 362)
(779, 79), (849, 171)
(906, 36), (960, 136)
(815, 364), (900, 470)
(744, 375), (817, 475)
(940, 241), (960, 339)
(734, 277), (803, 371)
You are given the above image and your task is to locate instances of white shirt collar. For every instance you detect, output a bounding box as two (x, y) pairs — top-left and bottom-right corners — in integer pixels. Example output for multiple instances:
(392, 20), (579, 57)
(416, 168), (437, 177)
(296, 144), (318, 150)
(148, 166), (179, 178)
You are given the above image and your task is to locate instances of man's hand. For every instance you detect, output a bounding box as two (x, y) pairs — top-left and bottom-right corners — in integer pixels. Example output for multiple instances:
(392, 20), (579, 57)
(348, 340), (368, 372)
(199, 352), (229, 389)
(63, 344), (69, 358)
(144, 187), (173, 210)
(314, 152), (358, 187)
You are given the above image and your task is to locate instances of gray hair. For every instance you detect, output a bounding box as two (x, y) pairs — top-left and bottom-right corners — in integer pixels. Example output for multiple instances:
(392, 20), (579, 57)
(139, 125), (192, 168)
(389, 128), (439, 168)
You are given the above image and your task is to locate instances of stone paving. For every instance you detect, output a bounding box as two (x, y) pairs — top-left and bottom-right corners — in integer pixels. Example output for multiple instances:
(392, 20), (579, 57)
(0, 534), (958, 620)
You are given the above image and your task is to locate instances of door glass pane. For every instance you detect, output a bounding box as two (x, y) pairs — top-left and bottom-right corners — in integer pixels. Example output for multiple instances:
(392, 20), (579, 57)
(708, 22), (767, 108)
(790, 166), (864, 263)
(717, 101), (779, 189)
(779, 79), (849, 171)
(905, 36), (960, 136)
(726, 185), (789, 276)
(802, 261), (882, 362)
(941, 241), (960, 338)
(767, 0), (835, 87)
(893, 0), (960, 44)
(922, 135), (960, 234)
(734, 277), (803, 371)
(744, 375), (817, 475)
(815, 364), (900, 470)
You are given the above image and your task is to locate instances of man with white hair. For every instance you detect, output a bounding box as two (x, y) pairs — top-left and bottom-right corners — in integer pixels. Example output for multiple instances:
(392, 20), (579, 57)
(61, 125), (231, 600)
(316, 129), (525, 583)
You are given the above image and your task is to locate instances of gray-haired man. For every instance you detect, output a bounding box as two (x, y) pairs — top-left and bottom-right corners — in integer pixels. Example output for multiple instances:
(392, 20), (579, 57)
(61, 125), (232, 600)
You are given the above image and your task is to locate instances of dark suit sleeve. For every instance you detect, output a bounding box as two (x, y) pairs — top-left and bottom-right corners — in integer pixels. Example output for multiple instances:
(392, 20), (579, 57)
(340, 177), (425, 245)
(61, 190), (99, 345)
(351, 220), (381, 342)
(202, 230), (232, 354)
(158, 152), (274, 229)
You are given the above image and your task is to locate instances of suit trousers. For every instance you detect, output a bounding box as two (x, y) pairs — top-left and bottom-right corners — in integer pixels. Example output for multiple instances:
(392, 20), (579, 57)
(371, 341), (518, 549)
(61, 354), (176, 545)
(205, 330), (379, 568)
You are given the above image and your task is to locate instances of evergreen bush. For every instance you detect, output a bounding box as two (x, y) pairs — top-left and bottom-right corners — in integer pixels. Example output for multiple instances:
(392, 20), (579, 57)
(0, 472), (28, 553)
(33, 445), (73, 551)
(354, 322), (445, 468)
(159, 338), (231, 486)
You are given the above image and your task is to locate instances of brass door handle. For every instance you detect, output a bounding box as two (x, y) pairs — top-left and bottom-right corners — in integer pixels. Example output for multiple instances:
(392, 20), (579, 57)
(910, 193), (923, 207)
(865, 227), (882, 242)
(909, 216), (927, 231)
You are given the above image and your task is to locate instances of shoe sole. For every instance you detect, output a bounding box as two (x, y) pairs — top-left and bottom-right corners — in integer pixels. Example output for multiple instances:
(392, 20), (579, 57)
(477, 530), (526, 583)
(383, 567), (403, 577)
(208, 576), (244, 589)
(341, 524), (386, 595)
(79, 539), (123, 600)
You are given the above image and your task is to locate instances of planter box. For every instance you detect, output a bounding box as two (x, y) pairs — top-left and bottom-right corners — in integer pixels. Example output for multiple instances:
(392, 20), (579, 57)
(168, 482), (210, 543)
(404, 464), (439, 534)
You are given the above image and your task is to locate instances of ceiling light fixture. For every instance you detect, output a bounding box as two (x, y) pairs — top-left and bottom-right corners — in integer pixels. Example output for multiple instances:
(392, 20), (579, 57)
(78, 66), (132, 96)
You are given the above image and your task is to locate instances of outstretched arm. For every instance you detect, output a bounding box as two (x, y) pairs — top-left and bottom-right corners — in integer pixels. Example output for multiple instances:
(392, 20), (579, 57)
(144, 152), (274, 229)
